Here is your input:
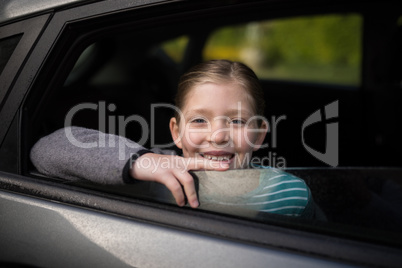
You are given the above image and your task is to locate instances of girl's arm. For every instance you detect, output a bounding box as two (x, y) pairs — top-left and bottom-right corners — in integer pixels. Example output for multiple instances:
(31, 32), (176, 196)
(30, 126), (229, 208)
(30, 126), (147, 184)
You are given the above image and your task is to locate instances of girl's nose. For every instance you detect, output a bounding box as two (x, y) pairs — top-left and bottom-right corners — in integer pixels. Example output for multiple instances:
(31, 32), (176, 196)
(208, 122), (230, 145)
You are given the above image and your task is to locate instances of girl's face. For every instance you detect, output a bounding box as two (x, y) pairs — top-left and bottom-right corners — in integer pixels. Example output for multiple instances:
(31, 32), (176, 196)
(170, 82), (267, 169)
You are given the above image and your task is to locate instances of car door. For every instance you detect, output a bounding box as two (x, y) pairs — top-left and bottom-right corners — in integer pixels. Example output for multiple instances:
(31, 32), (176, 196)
(1, 0), (402, 267)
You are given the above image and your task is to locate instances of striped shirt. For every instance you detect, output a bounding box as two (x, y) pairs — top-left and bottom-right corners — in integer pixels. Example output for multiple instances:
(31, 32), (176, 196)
(247, 167), (311, 216)
(200, 167), (313, 218)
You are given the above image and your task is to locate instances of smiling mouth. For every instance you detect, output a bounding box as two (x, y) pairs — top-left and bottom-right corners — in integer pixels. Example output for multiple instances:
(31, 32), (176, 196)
(199, 153), (235, 161)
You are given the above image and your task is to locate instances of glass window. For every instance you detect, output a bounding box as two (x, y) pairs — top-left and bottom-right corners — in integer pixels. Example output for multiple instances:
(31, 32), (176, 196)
(78, 167), (402, 248)
(0, 34), (22, 75)
(193, 168), (402, 247)
(204, 14), (362, 86)
(160, 167), (402, 247)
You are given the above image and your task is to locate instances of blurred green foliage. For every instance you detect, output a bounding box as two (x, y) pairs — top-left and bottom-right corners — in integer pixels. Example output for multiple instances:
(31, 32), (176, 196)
(261, 15), (361, 67)
(161, 14), (362, 86)
(161, 36), (189, 63)
(204, 14), (362, 85)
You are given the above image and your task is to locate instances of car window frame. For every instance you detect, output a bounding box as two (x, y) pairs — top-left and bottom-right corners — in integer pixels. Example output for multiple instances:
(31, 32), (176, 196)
(0, 15), (50, 145)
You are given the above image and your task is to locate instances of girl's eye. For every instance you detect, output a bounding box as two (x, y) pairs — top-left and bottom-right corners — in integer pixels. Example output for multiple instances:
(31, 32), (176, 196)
(231, 119), (246, 125)
(191, 118), (207, 124)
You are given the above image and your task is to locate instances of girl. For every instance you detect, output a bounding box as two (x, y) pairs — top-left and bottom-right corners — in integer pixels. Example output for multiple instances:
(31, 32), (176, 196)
(31, 60), (319, 218)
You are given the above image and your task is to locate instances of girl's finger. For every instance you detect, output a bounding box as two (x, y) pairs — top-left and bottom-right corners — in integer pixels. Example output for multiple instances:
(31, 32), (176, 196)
(161, 175), (186, 207)
(173, 170), (199, 208)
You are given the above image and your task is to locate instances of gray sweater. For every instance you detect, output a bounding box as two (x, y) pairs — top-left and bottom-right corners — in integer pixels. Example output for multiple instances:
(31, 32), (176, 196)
(30, 127), (168, 184)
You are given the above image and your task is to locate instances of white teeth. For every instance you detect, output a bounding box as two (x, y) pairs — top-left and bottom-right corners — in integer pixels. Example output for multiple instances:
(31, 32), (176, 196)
(201, 154), (231, 161)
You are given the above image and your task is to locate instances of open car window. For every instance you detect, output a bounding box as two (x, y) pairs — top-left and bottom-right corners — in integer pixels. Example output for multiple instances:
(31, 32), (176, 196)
(21, 1), (402, 251)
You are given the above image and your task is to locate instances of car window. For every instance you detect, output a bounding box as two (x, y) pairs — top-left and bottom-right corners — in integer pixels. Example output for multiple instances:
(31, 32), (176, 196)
(0, 34), (22, 75)
(72, 167), (402, 248)
(21, 3), (402, 252)
(194, 168), (402, 246)
(204, 14), (362, 86)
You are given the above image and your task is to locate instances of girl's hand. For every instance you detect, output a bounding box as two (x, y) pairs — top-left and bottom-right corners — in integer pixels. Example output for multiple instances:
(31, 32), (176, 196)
(130, 153), (229, 208)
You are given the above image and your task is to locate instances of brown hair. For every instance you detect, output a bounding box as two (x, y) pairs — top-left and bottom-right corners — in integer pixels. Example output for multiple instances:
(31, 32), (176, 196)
(174, 59), (265, 125)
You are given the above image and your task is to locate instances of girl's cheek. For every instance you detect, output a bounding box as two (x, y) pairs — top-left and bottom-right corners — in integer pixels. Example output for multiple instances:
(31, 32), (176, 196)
(243, 128), (259, 150)
(233, 128), (251, 148)
(184, 132), (205, 148)
(230, 127), (242, 144)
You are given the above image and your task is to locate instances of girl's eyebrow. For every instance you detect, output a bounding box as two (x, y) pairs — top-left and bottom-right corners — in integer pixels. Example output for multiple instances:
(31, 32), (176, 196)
(184, 108), (253, 117)
(184, 108), (210, 116)
(225, 109), (254, 117)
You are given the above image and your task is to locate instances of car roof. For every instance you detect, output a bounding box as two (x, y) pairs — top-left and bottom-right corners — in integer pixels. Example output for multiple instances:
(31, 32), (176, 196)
(0, 0), (92, 24)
